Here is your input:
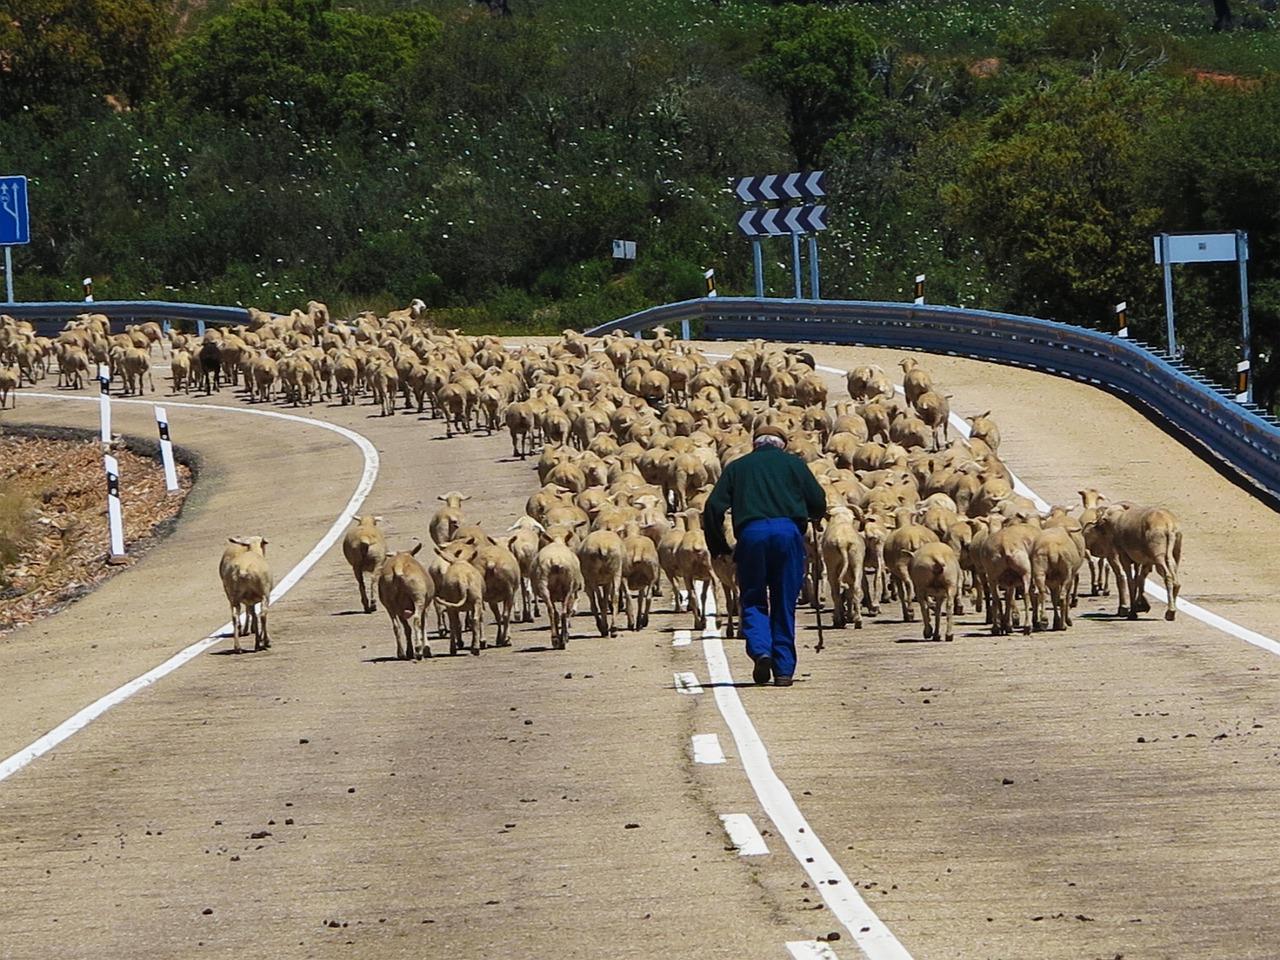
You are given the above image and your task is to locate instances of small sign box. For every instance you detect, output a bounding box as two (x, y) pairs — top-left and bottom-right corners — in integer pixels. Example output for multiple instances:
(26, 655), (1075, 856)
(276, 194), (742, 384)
(612, 240), (637, 260)
(1154, 232), (1242, 265)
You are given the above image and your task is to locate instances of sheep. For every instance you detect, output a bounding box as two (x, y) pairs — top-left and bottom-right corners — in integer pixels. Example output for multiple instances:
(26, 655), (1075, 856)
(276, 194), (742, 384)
(620, 520), (660, 631)
(342, 515), (387, 613)
(1031, 526), (1082, 631)
(436, 544), (487, 655)
(219, 536), (273, 653)
(577, 529), (625, 637)
(966, 410), (1001, 452)
(899, 357), (934, 406)
(505, 400), (536, 458)
(377, 541), (434, 660)
(1077, 488), (1115, 599)
(912, 390), (951, 451)
(820, 505), (865, 630)
(430, 491), (470, 547)
(908, 541), (961, 641)
(673, 508), (715, 632)
(980, 516), (1037, 636)
(0, 364), (17, 408)
(464, 534), (522, 647)
(531, 525), (584, 650)
(120, 347), (155, 395)
(505, 516), (545, 623)
(1097, 503), (1183, 621)
(883, 509), (939, 622)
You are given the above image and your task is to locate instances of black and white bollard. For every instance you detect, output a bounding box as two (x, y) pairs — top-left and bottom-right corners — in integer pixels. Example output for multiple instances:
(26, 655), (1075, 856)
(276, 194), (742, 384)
(104, 454), (126, 563)
(913, 274), (925, 306)
(97, 363), (111, 443)
(155, 406), (179, 493)
(1236, 359), (1250, 403)
(1115, 301), (1129, 339)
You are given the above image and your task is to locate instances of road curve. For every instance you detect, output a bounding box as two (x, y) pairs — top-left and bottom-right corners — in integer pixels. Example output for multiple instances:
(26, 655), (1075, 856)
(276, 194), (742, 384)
(1, 342), (1279, 960)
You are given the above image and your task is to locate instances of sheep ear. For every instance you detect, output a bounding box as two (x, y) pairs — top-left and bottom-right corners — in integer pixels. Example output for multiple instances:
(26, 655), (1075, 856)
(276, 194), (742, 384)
(436, 495), (447, 501)
(461, 494), (472, 501)
(228, 536), (249, 546)
(409, 540), (423, 556)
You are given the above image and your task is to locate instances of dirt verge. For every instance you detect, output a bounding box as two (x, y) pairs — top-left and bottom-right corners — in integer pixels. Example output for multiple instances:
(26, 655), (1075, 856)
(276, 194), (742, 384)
(0, 427), (193, 635)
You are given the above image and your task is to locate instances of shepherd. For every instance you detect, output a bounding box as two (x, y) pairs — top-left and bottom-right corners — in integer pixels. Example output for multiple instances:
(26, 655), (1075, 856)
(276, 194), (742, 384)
(703, 423), (827, 687)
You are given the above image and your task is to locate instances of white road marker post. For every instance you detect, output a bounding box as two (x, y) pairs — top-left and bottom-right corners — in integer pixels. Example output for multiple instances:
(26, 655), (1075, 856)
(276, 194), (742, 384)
(1115, 301), (1129, 339)
(97, 363), (111, 443)
(155, 405), (179, 493)
(104, 454), (126, 563)
(913, 273), (925, 305)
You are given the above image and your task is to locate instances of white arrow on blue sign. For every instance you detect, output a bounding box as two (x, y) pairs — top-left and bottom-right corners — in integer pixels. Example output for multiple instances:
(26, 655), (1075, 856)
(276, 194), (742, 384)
(0, 176), (30, 246)
(733, 171), (826, 204)
(737, 204), (827, 237)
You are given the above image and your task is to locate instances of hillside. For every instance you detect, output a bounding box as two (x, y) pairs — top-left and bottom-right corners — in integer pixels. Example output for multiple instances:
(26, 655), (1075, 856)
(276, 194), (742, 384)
(1, 0), (1277, 406)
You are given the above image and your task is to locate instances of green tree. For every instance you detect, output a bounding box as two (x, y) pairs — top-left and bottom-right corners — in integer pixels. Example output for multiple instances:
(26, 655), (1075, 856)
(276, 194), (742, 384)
(748, 6), (878, 168)
(0, 0), (170, 123)
(166, 0), (440, 136)
(942, 74), (1168, 324)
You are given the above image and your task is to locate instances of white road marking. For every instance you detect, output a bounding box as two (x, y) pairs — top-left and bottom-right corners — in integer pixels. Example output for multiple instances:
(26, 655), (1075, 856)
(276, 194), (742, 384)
(702, 636), (913, 958)
(672, 629), (692, 647)
(673, 671), (703, 694)
(720, 813), (769, 856)
(0, 393), (380, 784)
(691, 733), (726, 764)
(787, 942), (842, 960)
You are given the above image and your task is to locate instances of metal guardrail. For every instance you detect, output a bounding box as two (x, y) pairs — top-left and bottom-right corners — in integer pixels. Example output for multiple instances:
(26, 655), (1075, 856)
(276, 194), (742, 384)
(6, 295), (1276, 499)
(2, 300), (249, 334)
(587, 297), (1280, 502)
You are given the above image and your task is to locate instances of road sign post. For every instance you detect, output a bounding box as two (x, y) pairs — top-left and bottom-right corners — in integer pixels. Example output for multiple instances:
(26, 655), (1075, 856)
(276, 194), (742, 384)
(0, 175), (31, 303)
(734, 171), (828, 302)
(808, 235), (820, 300)
(1153, 230), (1253, 400)
(155, 406), (180, 493)
(104, 454), (126, 563)
(98, 364), (112, 444)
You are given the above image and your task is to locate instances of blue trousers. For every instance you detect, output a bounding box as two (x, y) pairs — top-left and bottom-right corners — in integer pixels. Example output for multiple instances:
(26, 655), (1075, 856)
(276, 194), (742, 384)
(735, 518), (807, 679)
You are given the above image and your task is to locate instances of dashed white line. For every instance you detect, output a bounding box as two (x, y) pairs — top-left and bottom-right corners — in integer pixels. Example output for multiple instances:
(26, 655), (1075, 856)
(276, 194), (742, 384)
(672, 629), (692, 647)
(720, 813), (769, 856)
(673, 671), (703, 695)
(0, 393), (380, 784)
(691, 733), (726, 764)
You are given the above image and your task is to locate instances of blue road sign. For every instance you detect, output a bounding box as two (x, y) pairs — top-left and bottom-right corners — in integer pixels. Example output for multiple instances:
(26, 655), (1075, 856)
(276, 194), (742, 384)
(0, 176), (31, 245)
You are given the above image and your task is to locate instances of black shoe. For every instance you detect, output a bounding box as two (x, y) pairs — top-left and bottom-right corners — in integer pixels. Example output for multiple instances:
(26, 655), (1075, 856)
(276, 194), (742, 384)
(752, 656), (773, 685)
(773, 675), (794, 687)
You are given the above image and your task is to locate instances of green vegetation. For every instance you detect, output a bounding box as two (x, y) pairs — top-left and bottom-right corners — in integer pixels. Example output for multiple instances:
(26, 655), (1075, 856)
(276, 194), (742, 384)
(2, 0), (1279, 407)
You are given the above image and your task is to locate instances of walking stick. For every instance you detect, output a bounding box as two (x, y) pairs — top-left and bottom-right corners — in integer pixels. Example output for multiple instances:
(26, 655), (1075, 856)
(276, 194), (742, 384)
(810, 521), (826, 653)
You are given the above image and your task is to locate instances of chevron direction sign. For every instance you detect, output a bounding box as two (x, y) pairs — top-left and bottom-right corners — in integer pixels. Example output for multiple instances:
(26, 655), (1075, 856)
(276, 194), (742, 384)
(737, 204), (827, 237)
(733, 170), (826, 204)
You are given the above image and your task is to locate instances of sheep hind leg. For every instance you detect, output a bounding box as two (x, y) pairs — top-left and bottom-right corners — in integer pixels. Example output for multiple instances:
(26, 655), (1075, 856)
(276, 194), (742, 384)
(230, 602), (243, 654)
(256, 602), (270, 650)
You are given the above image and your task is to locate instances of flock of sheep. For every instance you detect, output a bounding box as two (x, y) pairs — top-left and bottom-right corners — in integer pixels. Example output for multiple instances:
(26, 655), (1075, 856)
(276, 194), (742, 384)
(0, 307), (1185, 658)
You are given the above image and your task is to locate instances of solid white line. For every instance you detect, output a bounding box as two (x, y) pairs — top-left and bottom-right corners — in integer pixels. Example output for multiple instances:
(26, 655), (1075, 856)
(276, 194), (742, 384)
(703, 636), (913, 959)
(719, 813), (769, 856)
(692, 733), (726, 764)
(787, 942), (842, 960)
(672, 629), (692, 647)
(0, 393), (380, 783)
(674, 671), (703, 695)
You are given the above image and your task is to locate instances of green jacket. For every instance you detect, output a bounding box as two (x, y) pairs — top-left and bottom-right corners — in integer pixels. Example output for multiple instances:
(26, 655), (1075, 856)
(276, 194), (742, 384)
(702, 445), (827, 557)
